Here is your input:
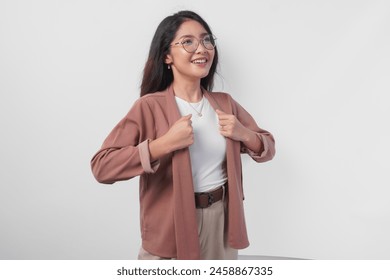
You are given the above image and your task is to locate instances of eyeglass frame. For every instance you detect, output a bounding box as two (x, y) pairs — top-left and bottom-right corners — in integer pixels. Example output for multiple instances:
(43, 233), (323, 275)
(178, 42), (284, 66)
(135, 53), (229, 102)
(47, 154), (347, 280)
(170, 34), (217, 53)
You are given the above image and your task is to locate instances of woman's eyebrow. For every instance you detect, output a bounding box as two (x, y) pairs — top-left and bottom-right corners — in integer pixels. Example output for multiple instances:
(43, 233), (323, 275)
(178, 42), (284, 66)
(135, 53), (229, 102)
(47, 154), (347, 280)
(178, 32), (209, 39)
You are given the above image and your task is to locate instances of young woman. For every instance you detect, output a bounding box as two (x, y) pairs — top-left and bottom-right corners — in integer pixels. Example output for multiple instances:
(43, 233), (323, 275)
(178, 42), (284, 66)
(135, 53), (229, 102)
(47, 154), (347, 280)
(91, 10), (275, 260)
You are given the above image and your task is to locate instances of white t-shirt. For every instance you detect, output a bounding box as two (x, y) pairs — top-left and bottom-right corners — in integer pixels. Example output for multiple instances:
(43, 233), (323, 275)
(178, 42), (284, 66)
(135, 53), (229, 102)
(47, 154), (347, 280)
(175, 95), (227, 193)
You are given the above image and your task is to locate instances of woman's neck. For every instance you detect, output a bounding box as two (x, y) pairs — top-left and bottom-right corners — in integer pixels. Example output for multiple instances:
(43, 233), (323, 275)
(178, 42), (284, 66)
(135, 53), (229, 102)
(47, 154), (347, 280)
(172, 80), (203, 103)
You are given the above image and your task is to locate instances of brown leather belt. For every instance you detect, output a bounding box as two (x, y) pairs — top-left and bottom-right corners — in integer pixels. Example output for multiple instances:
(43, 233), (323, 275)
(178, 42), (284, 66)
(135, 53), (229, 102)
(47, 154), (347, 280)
(195, 186), (225, 209)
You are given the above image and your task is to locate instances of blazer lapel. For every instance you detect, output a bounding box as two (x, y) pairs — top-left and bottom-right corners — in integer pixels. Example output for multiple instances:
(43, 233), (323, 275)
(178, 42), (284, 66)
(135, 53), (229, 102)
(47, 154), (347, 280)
(165, 85), (181, 124)
(204, 89), (233, 114)
(165, 85), (200, 259)
(204, 90), (247, 247)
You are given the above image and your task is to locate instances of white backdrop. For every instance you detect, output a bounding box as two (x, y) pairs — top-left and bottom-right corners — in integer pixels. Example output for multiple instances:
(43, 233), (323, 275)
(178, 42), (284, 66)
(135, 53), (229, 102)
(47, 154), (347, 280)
(1, 0), (389, 259)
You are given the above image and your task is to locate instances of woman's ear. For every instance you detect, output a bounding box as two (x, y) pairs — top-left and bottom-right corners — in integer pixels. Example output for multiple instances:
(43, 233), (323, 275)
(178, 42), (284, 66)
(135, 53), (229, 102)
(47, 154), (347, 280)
(165, 54), (173, 65)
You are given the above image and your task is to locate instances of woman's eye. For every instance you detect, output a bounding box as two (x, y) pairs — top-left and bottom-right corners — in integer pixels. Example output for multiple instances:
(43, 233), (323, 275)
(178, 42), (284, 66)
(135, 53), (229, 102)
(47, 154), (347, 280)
(203, 36), (214, 45)
(182, 39), (193, 45)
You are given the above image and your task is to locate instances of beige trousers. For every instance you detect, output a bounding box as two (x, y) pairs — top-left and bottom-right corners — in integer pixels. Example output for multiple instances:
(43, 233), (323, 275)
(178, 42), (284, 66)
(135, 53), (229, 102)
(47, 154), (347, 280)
(138, 200), (238, 260)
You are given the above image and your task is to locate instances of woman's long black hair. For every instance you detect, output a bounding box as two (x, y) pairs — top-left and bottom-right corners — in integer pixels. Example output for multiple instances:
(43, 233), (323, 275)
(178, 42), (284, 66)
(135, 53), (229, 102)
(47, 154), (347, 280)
(140, 10), (218, 96)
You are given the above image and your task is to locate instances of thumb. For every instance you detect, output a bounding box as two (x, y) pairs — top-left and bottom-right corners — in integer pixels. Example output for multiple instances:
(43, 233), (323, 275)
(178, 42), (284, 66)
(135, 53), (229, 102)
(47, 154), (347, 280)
(216, 109), (225, 115)
(180, 114), (192, 121)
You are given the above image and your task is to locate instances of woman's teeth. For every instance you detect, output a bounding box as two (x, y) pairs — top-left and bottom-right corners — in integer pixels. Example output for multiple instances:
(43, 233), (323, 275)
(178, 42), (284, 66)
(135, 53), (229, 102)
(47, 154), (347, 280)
(192, 59), (207, 64)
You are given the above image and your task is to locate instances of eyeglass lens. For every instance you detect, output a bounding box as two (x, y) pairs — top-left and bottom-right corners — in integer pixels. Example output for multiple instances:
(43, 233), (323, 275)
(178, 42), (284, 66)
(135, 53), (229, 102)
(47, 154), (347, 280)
(181, 35), (216, 53)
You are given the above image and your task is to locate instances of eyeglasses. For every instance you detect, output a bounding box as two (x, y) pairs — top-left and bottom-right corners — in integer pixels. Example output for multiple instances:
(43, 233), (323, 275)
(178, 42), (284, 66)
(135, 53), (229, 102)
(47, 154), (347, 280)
(171, 34), (217, 53)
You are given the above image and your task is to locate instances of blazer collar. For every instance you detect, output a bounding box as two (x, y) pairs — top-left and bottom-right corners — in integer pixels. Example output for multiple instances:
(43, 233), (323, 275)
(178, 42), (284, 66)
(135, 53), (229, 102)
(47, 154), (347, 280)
(204, 89), (233, 115)
(165, 85), (182, 126)
(165, 84), (233, 117)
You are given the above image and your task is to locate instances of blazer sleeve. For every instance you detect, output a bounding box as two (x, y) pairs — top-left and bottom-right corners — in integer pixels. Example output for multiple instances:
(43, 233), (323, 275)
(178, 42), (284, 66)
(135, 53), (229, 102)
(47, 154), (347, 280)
(231, 97), (276, 163)
(90, 98), (160, 184)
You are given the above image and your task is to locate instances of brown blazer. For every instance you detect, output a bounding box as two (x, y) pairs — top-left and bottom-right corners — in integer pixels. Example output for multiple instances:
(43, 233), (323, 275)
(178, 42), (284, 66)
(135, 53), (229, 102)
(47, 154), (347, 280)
(91, 85), (275, 259)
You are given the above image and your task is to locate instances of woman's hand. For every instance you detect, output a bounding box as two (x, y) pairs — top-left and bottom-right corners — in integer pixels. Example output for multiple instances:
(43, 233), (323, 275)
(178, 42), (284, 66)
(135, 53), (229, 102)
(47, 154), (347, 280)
(164, 114), (194, 151)
(149, 114), (194, 160)
(216, 109), (262, 152)
(216, 109), (247, 141)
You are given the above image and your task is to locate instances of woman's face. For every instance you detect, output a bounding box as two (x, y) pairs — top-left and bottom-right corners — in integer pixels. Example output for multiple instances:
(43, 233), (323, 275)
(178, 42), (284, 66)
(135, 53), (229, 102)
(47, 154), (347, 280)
(165, 20), (215, 83)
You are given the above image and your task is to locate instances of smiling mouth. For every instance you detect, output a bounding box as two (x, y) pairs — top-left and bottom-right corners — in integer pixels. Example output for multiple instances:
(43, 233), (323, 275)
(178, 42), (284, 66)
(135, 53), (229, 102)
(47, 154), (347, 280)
(191, 58), (207, 64)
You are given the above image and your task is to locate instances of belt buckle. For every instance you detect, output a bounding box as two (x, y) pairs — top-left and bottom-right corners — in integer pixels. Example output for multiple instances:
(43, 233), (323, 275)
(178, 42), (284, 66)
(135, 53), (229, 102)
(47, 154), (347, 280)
(199, 192), (214, 208)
